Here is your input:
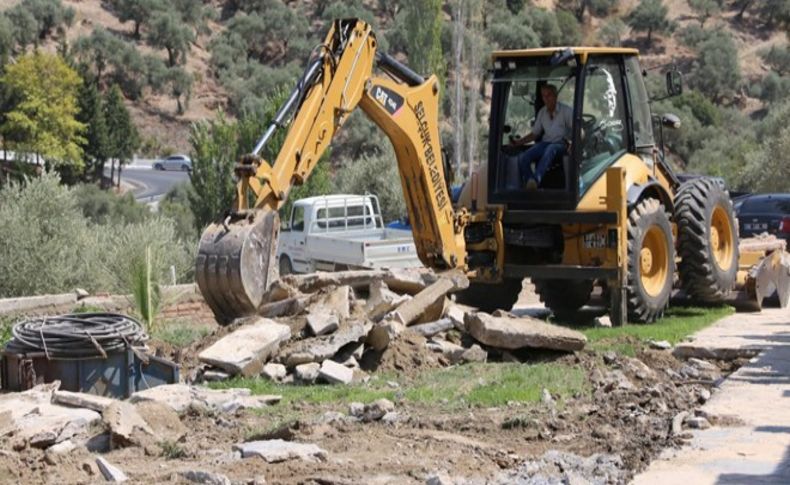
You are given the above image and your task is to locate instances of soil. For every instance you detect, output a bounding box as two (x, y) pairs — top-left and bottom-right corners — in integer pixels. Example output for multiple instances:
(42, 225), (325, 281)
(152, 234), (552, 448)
(1, 339), (736, 485)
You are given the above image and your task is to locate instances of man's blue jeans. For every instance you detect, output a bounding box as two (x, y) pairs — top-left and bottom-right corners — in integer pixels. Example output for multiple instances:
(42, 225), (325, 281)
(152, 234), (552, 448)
(516, 141), (565, 185)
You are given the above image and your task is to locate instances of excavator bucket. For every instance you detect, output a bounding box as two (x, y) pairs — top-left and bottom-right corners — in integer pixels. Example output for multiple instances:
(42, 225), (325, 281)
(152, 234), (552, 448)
(195, 211), (280, 324)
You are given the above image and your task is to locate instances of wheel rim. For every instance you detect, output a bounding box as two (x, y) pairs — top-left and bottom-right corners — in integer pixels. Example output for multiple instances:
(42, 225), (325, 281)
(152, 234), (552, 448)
(710, 205), (734, 271)
(640, 225), (669, 297)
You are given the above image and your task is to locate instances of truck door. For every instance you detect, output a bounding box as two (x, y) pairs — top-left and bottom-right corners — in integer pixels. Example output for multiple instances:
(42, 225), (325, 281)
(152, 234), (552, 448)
(282, 204), (309, 273)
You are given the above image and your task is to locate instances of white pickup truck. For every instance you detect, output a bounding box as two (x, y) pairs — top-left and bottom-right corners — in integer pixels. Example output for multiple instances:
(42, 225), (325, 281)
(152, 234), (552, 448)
(276, 194), (421, 274)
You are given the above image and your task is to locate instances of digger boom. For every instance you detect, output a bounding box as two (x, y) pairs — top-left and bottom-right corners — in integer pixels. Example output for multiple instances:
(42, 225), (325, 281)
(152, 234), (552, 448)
(196, 19), (466, 323)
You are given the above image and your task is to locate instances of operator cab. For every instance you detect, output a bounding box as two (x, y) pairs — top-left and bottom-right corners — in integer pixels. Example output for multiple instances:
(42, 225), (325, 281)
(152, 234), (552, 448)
(487, 48), (656, 210)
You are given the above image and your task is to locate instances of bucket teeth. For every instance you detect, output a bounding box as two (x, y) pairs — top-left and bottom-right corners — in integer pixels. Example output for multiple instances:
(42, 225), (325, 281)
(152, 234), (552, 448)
(195, 211), (280, 324)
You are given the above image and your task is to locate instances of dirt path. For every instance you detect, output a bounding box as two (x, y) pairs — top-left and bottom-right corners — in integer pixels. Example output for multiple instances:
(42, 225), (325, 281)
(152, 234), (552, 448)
(634, 307), (790, 484)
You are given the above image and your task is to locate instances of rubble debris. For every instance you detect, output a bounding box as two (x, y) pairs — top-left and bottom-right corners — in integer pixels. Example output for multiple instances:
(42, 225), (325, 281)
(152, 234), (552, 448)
(103, 401), (153, 448)
(671, 411), (689, 436)
(181, 470), (232, 485)
(390, 272), (468, 326)
(350, 398), (395, 422)
(96, 456), (128, 482)
(366, 319), (406, 351)
(307, 285), (351, 319)
(262, 363), (287, 381)
(295, 363), (321, 383)
(281, 321), (369, 366)
(283, 270), (389, 294)
(465, 312), (587, 352)
(495, 450), (627, 485)
(685, 416), (711, 429)
(259, 295), (312, 318)
(234, 439), (327, 463)
(0, 383), (101, 448)
(130, 384), (280, 413)
(306, 313), (339, 336)
(318, 359), (354, 384)
(383, 268), (440, 294)
(460, 344), (487, 363)
(198, 318), (291, 376)
(366, 280), (411, 321)
(426, 338), (465, 363)
(648, 340), (672, 350)
(201, 370), (232, 382)
(47, 439), (76, 456)
(135, 401), (186, 443)
(52, 390), (115, 413)
(425, 472), (454, 485)
(410, 318), (455, 338)
(672, 345), (759, 361)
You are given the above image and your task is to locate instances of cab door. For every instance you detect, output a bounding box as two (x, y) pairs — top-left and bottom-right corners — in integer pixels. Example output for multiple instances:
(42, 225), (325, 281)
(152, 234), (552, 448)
(279, 204), (309, 272)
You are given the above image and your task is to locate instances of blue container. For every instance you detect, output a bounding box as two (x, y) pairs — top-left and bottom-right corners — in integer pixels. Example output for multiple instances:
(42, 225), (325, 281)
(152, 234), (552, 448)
(0, 348), (179, 398)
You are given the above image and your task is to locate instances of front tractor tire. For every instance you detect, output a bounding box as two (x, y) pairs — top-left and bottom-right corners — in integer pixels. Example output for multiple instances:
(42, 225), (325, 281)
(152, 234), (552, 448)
(626, 198), (675, 323)
(454, 278), (523, 313)
(675, 178), (739, 302)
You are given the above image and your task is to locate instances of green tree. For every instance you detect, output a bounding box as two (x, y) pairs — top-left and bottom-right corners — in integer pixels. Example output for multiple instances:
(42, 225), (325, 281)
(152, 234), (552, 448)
(76, 80), (110, 180)
(627, 0), (671, 46)
(146, 10), (195, 67)
(0, 16), (14, 65)
(165, 66), (193, 115)
(5, 0), (74, 44)
(689, 0), (720, 26)
(188, 112), (239, 231)
(103, 85), (140, 166)
(744, 127), (790, 192)
(335, 152), (405, 222)
(0, 52), (85, 168)
(4, 6), (39, 50)
(73, 28), (122, 86)
(690, 32), (741, 101)
(558, 0), (618, 21)
(401, 0), (444, 78)
(111, 0), (164, 38)
(597, 17), (627, 46)
(762, 44), (790, 76)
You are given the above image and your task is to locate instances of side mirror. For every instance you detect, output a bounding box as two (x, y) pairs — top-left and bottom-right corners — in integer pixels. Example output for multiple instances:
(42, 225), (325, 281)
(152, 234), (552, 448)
(666, 70), (683, 96)
(661, 113), (681, 130)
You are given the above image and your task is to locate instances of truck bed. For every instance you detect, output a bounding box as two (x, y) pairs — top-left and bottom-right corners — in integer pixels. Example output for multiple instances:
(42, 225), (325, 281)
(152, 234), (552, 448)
(306, 228), (420, 269)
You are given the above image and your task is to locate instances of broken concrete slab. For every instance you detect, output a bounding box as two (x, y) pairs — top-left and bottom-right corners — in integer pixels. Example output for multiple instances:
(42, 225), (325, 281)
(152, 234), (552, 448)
(366, 280), (411, 321)
(258, 295), (312, 318)
(672, 345), (760, 361)
(52, 390), (115, 413)
(202, 370), (232, 382)
(319, 360), (354, 384)
(391, 272), (469, 326)
(410, 318), (455, 338)
(199, 318), (291, 376)
(96, 456), (128, 482)
(443, 303), (472, 331)
(234, 439), (327, 463)
(181, 470), (232, 485)
(366, 319), (405, 351)
(426, 338), (465, 363)
(262, 363), (287, 381)
(306, 313), (340, 336)
(134, 401), (186, 443)
(281, 321), (370, 366)
(283, 270), (389, 293)
(307, 285), (351, 319)
(383, 268), (440, 295)
(103, 401), (153, 448)
(352, 398), (395, 422)
(130, 384), (280, 414)
(465, 312), (586, 352)
(0, 383), (101, 448)
(295, 362), (321, 383)
(461, 344), (487, 363)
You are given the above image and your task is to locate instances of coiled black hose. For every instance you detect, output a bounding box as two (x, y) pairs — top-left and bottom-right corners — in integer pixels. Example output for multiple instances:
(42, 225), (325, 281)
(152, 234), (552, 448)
(4, 313), (148, 360)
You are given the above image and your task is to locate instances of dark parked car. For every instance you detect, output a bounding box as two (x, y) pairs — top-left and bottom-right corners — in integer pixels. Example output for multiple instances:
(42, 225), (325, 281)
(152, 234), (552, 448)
(735, 193), (790, 242)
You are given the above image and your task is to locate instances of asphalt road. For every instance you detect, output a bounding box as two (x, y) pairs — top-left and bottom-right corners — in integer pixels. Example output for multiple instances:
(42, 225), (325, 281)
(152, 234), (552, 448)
(109, 164), (190, 204)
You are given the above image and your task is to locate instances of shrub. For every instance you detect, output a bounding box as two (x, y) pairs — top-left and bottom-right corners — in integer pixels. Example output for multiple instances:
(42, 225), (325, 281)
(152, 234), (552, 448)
(73, 184), (151, 225)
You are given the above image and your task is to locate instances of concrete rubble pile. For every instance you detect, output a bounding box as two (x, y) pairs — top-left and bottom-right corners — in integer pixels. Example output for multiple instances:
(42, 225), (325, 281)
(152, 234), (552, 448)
(194, 268), (588, 385)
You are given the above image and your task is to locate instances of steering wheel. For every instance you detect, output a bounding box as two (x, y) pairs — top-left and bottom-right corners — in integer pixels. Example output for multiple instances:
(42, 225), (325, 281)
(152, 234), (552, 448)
(582, 113), (597, 134)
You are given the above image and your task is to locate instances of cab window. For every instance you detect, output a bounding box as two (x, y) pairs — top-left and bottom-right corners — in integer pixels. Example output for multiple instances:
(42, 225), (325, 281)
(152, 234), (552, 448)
(291, 206), (305, 232)
(579, 56), (629, 194)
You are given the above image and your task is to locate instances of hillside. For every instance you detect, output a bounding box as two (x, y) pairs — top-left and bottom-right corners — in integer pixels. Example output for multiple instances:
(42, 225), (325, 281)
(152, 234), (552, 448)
(0, 0), (787, 191)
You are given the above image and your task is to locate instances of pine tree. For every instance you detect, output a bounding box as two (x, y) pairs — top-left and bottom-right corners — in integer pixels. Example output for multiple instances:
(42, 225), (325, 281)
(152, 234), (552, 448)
(76, 79), (109, 181)
(103, 85), (140, 185)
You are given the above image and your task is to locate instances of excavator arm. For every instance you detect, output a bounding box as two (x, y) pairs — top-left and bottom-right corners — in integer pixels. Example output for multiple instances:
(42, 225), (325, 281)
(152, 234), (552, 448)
(196, 19), (467, 323)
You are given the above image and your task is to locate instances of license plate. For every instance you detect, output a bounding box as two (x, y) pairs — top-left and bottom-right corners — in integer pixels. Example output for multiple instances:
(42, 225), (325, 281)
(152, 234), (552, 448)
(745, 223), (768, 231)
(583, 232), (606, 249)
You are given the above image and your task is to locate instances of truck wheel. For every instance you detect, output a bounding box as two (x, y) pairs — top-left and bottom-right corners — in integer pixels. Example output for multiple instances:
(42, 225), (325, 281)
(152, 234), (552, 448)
(675, 178), (739, 302)
(626, 198), (675, 323)
(454, 278), (522, 312)
(534, 279), (593, 318)
(279, 256), (293, 276)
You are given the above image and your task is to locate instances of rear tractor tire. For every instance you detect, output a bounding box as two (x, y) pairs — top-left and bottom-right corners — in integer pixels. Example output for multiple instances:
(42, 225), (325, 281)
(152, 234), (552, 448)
(675, 178), (739, 302)
(626, 198), (675, 323)
(454, 278), (523, 313)
(533, 278), (593, 318)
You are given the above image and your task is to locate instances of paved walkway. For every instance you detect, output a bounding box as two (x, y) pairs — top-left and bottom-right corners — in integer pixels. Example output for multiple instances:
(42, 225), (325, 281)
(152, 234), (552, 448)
(634, 306), (790, 484)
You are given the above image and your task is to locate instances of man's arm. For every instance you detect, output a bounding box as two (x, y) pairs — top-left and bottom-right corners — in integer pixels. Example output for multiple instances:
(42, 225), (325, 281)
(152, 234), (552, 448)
(511, 109), (543, 146)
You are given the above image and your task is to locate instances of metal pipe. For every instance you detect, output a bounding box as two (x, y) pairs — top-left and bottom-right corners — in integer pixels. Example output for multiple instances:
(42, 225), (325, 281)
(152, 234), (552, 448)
(376, 52), (425, 87)
(251, 57), (324, 156)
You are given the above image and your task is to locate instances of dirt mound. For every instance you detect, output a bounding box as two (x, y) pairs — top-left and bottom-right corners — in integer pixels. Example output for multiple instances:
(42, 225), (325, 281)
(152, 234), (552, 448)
(360, 331), (442, 376)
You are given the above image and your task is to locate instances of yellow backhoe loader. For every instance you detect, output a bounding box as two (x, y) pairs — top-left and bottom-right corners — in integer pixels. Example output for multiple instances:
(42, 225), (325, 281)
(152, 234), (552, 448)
(195, 18), (782, 327)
